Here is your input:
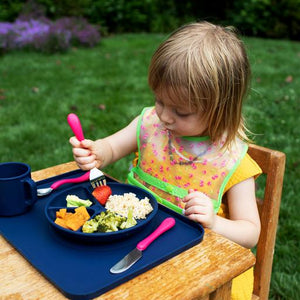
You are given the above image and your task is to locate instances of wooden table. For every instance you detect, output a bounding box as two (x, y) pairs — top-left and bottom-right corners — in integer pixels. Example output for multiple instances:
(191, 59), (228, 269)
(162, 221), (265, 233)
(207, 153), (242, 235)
(0, 162), (256, 300)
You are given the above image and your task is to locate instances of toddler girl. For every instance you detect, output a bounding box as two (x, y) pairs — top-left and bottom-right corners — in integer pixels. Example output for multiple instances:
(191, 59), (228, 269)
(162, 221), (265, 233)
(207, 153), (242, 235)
(70, 21), (262, 300)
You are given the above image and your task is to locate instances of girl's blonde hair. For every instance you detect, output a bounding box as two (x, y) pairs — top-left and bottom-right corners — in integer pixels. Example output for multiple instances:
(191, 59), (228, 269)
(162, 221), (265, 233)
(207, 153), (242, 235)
(148, 21), (251, 148)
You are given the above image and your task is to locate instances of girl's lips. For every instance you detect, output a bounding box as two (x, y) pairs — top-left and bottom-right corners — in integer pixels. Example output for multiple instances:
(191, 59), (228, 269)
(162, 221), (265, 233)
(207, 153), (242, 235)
(163, 125), (173, 131)
(165, 128), (174, 134)
(163, 126), (178, 136)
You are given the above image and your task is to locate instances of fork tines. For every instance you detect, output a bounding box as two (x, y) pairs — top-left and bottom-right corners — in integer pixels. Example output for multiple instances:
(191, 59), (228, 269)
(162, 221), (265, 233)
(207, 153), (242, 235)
(91, 176), (106, 188)
(90, 168), (107, 189)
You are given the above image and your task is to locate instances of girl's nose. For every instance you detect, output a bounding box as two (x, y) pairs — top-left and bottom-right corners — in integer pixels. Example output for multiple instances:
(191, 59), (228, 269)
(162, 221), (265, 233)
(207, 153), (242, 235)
(160, 107), (174, 124)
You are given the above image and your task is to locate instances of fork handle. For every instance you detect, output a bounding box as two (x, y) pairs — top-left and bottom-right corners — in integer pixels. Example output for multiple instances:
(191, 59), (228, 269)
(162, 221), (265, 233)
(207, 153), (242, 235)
(50, 171), (90, 190)
(67, 113), (85, 141)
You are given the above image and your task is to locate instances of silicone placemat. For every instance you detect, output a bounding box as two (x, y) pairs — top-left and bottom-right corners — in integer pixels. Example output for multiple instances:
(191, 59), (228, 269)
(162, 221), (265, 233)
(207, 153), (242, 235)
(0, 170), (204, 299)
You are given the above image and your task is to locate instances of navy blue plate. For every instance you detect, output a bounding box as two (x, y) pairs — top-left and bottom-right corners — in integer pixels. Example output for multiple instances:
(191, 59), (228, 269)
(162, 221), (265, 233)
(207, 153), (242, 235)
(44, 182), (158, 242)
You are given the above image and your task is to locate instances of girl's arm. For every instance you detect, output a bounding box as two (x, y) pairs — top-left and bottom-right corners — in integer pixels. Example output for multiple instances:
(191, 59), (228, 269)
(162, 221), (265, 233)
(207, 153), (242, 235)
(70, 117), (139, 170)
(183, 177), (261, 249)
(212, 177), (261, 248)
(100, 116), (139, 167)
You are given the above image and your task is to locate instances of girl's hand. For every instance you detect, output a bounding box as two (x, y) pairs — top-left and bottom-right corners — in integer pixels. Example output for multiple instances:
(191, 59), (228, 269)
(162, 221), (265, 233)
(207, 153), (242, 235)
(183, 189), (215, 229)
(68, 116), (139, 172)
(69, 137), (105, 171)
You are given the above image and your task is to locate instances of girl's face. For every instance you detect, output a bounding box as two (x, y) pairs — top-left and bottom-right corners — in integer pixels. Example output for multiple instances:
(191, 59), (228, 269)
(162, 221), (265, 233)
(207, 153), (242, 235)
(154, 90), (208, 137)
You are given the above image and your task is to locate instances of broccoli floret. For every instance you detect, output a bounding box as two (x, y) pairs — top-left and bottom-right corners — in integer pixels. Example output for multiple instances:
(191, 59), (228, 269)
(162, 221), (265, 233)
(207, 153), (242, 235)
(109, 222), (119, 232)
(97, 222), (111, 232)
(101, 211), (125, 232)
(82, 210), (136, 233)
(107, 210), (126, 222)
(82, 219), (98, 233)
(95, 211), (106, 222)
(120, 207), (137, 229)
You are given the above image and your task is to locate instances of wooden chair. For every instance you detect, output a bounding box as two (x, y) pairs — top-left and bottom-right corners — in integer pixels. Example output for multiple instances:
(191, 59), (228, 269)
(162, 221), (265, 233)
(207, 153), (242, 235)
(247, 144), (286, 300)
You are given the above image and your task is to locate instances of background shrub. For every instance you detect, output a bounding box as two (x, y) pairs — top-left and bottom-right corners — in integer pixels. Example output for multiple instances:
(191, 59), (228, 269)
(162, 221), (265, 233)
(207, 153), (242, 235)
(0, 15), (100, 54)
(75, 0), (233, 34)
(1, 0), (299, 39)
(228, 0), (300, 40)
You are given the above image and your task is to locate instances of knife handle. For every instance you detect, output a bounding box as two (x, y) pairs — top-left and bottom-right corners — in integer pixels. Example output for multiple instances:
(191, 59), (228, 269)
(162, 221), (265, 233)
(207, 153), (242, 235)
(67, 113), (85, 141)
(137, 217), (175, 251)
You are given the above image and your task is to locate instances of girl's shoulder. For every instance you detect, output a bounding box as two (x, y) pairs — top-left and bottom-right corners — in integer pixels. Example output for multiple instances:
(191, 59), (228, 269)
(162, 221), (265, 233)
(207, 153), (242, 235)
(224, 152), (262, 193)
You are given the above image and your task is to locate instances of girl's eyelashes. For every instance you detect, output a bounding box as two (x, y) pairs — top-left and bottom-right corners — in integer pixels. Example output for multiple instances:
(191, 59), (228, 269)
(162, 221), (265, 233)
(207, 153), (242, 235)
(155, 98), (192, 117)
(175, 111), (191, 117)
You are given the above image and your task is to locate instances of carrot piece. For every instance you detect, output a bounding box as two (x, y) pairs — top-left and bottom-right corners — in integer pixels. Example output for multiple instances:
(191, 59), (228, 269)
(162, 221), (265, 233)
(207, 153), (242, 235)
(55, 218), (68, 229)
(75, 206), (90, 221)
(56, 208), (67, 219)
(54, 206), (90, 231)
(66, 215), (83, 231)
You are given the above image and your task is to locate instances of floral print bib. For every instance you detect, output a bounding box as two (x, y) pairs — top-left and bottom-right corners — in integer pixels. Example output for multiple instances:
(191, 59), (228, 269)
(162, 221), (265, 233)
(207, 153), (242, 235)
(128, 107), (248, 214)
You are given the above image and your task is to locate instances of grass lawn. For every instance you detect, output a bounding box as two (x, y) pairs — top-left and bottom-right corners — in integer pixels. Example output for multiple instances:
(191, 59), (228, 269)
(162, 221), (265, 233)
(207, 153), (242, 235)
(1, 33), (299, 299)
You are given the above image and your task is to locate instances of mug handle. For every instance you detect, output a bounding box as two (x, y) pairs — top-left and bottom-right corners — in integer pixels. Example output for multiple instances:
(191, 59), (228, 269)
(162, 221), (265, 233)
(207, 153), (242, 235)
(23, 178), (38, 206)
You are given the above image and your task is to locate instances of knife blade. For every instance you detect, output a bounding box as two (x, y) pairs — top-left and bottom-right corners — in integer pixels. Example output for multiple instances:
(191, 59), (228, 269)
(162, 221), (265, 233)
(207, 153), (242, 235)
(110, 217), (176, 274)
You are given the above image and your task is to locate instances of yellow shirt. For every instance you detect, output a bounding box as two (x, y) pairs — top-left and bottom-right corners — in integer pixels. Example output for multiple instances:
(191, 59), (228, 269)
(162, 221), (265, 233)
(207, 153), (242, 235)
(219, 152), (262, 300)
(225, 152), (262, 193)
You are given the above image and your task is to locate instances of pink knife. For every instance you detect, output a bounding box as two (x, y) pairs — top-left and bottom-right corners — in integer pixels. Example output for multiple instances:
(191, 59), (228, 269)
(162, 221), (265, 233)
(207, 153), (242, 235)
(110, 217), (176, 274)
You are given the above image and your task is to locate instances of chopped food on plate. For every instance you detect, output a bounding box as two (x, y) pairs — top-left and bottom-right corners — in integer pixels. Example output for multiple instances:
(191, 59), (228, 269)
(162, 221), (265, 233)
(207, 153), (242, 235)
(105, 192), (153, 219)
(53, 187), (153, 234)
(82, 208), (137, 233)
(55, 206), (90, 231)
(66, 194), (93, 207)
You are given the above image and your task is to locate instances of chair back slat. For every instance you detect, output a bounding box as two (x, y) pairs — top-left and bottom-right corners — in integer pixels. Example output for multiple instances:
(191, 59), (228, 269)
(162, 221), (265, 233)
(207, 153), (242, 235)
(248, 144), (286, 300)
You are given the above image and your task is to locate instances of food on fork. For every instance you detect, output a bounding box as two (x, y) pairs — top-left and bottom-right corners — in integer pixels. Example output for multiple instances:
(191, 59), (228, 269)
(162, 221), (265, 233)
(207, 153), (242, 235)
(92, 185), (112, 205)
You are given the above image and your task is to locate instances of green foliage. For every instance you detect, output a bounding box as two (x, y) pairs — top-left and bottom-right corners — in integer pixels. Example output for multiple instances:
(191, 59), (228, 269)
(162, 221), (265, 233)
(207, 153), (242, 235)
(1, 0), (300, 39)
(84, 0), (198, 34)
(0, 33), (299, 300)
(229, 0), (300, 40)
(22, 0), (89, 19)
(0, 0), (23, 22)
(85, 0), (154, 33)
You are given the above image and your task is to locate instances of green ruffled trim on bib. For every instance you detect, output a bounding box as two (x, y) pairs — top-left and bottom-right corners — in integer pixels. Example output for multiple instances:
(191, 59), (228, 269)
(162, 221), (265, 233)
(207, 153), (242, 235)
(127, 171), (184, 214)
(135, 106), (150, 153)
(182, 135), (210, 142)
(132, 166), (188, 198)
(128, 167), (220, 214)
(214, 143), (249, 212)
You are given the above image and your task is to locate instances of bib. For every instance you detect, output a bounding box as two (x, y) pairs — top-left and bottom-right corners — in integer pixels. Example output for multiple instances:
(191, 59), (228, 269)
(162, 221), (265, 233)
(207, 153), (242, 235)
(128, 107), (248, 214)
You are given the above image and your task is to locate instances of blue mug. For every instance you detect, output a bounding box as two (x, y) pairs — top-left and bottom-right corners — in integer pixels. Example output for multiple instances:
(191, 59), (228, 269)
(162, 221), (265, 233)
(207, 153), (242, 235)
(0, 162), (37, 216)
